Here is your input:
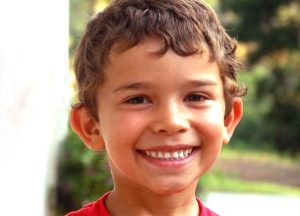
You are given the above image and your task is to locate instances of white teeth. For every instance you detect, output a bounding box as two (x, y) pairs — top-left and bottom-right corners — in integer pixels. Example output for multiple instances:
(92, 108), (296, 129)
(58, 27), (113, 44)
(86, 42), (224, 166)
(164, 152), (171, 159)
(184, 150), (189, 157)
(178, 151), (185, 158)
(144, 148), (194, 160)
(151, 151), (157, 158)
(158, 151), (164, 159)
(172, 152), (178, 159)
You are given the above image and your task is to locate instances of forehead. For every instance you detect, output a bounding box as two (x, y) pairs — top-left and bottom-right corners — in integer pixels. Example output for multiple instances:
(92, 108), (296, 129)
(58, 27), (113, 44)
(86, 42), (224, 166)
(111, 37), (164, 56)
(108, 37), (210, 66)
(102, 38), (221, 88)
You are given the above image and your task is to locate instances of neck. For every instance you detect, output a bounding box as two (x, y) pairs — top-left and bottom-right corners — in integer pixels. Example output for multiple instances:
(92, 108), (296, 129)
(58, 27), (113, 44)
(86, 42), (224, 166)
(105, 181), (199, 216)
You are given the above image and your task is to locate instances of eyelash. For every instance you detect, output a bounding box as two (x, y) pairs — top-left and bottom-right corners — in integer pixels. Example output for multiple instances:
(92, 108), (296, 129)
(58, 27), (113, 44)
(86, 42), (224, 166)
(125, 96), (151, 104)
(124, 93), (208, 105)
(184, 93), (208, 102)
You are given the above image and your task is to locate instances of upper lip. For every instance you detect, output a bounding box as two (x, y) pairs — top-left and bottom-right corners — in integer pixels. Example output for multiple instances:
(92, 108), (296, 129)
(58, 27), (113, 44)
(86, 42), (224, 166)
(138, 144), (199, 152)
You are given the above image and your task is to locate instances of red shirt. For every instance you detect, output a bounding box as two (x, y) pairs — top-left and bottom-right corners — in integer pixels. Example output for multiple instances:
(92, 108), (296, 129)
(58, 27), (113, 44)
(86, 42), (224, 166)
(66, 192), (219, 216)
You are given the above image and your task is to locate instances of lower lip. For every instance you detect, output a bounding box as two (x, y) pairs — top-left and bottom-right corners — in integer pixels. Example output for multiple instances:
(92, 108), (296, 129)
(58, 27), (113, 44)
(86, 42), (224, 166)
(138, 148), (198, 169)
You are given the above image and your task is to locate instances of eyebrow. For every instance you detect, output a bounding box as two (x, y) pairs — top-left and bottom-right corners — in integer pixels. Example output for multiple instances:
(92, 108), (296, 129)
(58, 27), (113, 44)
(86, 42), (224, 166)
(184, 80), (218, 88)
(113, 82), (149, 93)
(113, 79), (218, 93)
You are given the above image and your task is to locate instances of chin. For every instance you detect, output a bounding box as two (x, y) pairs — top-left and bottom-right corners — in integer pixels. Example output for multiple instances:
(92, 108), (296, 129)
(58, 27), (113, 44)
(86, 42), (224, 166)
(149, 180), (194, 196)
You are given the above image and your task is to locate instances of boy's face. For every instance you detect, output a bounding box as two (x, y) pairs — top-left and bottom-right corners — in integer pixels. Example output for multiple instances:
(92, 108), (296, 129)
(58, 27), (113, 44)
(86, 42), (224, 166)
(88, 38), (242, 195)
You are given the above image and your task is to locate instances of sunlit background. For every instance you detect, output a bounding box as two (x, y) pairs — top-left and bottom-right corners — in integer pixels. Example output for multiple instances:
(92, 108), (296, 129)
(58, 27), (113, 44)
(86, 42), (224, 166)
(0, 0), (299, 216)
(0, 0), (69, 216)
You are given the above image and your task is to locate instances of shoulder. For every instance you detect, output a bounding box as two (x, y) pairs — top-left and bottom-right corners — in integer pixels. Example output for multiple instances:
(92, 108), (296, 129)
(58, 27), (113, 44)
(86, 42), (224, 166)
(196, 197), (219, 216)
(65, 192), (111, 216)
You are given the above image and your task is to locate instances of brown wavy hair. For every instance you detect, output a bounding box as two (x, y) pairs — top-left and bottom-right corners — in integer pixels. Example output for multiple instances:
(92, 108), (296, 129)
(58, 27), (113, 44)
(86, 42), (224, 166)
(74, 0), (247, 120)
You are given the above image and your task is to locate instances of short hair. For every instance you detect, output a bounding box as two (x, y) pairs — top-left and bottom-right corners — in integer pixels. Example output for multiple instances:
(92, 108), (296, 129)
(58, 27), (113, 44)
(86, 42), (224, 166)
(74, 0), (247, 120)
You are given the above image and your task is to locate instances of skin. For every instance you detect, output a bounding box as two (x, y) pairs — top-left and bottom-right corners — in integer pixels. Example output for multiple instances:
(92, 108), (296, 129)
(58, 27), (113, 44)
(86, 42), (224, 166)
(71, 38), (243, 216)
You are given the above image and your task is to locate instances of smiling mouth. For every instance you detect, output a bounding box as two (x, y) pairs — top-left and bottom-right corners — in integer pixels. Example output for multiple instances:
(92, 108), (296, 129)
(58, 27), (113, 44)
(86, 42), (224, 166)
(142, 148), (195, 160)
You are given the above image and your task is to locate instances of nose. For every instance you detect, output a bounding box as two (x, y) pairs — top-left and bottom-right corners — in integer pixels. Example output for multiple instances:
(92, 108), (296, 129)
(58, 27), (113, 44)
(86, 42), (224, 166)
(151, 101), (189, 135)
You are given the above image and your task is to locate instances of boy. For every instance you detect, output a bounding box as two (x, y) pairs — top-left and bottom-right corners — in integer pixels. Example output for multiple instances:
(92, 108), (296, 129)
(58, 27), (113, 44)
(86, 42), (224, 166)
(68, 0), (246, 215)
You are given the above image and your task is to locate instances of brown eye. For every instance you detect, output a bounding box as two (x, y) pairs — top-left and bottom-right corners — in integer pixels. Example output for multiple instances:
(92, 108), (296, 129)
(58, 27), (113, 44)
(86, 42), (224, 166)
(126, 96), (150, 104)
(185, 94), (206, 102)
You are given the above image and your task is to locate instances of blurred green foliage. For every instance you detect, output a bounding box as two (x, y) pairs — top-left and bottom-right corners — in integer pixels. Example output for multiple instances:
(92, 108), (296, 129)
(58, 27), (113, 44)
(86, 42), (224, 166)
(56, 1), (113, 215)
(220, 0), (300, 154)
(56, 0), (300, 214)
(56, 126), (112, 214)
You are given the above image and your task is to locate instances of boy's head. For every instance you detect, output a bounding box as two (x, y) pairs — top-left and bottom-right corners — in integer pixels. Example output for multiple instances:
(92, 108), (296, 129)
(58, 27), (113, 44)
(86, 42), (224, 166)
(71, 0), (245, 196)
(74, 0), (246, 120)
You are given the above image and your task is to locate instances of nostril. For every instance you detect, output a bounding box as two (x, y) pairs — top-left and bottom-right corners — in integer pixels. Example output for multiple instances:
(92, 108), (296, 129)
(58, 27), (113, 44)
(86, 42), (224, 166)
(151, 107), (190, 134)
(156, 126), (188, 135)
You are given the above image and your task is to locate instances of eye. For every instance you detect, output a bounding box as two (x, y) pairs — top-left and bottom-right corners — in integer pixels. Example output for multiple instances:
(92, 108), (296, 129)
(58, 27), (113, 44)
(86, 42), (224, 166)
(184, 94), (207, 102)
(125, 96), (150, 104)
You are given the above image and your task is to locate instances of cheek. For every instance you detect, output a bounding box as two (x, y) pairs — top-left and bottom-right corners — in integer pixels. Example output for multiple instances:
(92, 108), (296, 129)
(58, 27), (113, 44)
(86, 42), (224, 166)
(194, 106), (225, 131)
(99, 111), (147, 149)
(192, 107), (226, 148)
(195, 112), (225, 170)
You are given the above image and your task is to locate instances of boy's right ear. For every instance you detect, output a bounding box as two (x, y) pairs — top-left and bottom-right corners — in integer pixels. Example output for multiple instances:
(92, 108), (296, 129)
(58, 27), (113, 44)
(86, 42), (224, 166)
(70, 106), (105, 151)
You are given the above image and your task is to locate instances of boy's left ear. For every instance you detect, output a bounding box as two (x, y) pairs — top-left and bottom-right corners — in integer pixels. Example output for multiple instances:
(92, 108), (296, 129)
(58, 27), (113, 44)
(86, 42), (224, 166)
(223, 97), (243, 144)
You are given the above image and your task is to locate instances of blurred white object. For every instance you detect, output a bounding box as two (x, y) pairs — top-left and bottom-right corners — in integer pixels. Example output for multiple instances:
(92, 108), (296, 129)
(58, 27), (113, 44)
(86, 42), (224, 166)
(0, 0), (69, 215)
(205, 192), (300, 216)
